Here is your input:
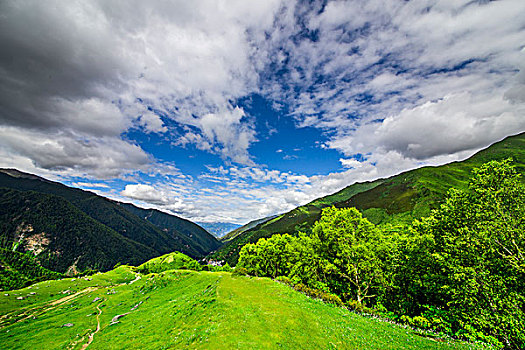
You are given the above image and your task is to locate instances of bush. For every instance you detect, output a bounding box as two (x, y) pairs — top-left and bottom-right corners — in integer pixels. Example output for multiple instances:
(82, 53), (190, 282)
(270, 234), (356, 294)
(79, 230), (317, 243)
(275, 276), (293, 286)
(293, 283), (344, 307)
(346, 299), (364, 312)
(232, 267), (249, 276)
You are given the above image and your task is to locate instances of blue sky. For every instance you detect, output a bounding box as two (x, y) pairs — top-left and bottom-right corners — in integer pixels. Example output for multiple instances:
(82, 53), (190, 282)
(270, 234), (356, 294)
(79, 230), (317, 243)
(0, 0), (524, 223)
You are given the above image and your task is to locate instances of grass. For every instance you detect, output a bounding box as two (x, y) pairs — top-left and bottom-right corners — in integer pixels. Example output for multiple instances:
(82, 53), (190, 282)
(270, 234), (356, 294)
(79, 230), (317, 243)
(0, 266), (484, 349)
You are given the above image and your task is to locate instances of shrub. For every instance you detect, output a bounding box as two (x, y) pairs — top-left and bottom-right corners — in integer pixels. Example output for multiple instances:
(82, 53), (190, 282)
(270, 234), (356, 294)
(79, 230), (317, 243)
(275, 276), (293, 286)
(232, 267), (249, 276)
(293, 283), (344, 307)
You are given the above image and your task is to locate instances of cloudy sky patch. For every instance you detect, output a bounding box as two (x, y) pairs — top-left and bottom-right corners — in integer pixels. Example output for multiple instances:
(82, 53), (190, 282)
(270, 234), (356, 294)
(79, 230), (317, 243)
(0, 0), (524, 223)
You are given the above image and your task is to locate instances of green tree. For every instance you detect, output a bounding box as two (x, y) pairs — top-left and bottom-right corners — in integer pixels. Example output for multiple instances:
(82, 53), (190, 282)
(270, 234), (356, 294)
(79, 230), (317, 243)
(408, 159), (525, 348)
(311, 207), (393, 306)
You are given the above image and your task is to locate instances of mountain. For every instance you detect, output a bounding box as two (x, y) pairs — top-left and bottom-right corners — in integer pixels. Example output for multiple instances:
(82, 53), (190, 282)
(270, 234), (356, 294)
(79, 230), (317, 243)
(0, 170), (221, 273)
(195, 222), (242, 239)
(121, 204), (221, 255)
(210, 132), (525, 265)
(0, 260), (478, 349)
(221, 215), (279, 242)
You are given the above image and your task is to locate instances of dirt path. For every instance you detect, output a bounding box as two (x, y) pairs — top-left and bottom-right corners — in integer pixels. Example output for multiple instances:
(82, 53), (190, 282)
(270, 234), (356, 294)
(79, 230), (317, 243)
(47, 287), (98, 308)
(127, 273), (141, 285)
(0, 287), (99, 329)
(81, 299), (105, 350)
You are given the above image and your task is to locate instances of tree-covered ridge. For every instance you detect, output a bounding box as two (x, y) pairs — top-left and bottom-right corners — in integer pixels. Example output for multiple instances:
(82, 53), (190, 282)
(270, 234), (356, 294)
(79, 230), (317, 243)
(0, 248), (62, 291)
(211, 132), (525, 265)
(237, 159), (524, 349)
(121, 203), (221, 256)
(0, 188), (158, 273)
(0, 170), (222, 277)
(0, 170), (221, 259)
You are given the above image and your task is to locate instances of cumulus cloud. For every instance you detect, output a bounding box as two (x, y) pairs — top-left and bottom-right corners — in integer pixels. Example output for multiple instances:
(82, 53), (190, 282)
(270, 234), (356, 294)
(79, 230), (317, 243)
(2, 0), (525, 223)
(0, 0), (282, 176)
(330, 92), (525, 159)
(260, 0), (525, 160)
(178, 107), (257, 165)
(0, 126), (150, 179)
(121, 184), (168, 205)
(136, 112), (167, 134)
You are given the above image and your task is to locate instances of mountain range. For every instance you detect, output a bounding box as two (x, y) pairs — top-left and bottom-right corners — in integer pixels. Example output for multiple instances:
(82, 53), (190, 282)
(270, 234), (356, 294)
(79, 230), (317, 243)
(1, 132), (523, 275)
(210, 132), (525, 265)
(0, 170), (220, 274)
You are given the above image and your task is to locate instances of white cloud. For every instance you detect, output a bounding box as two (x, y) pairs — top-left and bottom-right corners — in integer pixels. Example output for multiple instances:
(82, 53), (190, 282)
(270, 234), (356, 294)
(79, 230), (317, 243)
(261, 0), (525, 162)
(0, 126), (150, 179)
(121, 184), (168, 205)
(2, 1), (525, 224)
(0, 0), (283, 175)
(331, 92), (525, 159)
(73, 182), (110, 189)
(137, 112), (167, 134)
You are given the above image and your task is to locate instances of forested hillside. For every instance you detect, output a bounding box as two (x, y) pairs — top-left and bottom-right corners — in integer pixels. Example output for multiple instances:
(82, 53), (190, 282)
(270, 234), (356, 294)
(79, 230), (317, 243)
(121, 204), (221, 256)
(0, 171), (221, 275)
(211, 132), (525, 265)
(0, 248), (62, 291)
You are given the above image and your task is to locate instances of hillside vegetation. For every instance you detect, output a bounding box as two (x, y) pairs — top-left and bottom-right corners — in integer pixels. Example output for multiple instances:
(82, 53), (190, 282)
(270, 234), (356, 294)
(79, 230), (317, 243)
(0, 263), (481, 349)
(211, 132), (525, 265)
(237, 159), (525, 349)
(0, 170), (221, 274)
(0, 248), (62, 291)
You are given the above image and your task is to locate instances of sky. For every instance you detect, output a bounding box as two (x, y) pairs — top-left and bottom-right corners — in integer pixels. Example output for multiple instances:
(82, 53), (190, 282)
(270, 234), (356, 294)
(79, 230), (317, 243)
(1, 0), (524, 224)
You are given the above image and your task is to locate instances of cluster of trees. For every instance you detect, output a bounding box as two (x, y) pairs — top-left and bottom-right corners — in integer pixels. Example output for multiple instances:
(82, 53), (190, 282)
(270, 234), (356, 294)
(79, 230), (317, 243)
(237, 160), (524, 349)
(0, 248), (62, 290)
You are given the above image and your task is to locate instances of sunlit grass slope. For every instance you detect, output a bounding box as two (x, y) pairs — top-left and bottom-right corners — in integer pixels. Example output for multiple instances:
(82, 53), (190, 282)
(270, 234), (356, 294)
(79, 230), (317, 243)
(0, 265), (482, 349)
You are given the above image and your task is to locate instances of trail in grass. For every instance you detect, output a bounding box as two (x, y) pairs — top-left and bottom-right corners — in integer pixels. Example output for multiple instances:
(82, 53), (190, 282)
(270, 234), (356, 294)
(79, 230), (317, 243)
(0, 269), (483, 350)
(81, 299), (104, 350)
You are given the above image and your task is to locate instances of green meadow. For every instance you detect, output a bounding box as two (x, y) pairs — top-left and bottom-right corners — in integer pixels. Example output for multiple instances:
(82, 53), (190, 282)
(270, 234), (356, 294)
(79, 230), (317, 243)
(0, 265), (483, 349)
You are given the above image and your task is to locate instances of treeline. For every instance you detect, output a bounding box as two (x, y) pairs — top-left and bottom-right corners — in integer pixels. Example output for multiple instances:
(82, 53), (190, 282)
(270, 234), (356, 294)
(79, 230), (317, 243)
(237, 160), (524, 349)
(0, 248), (62, 291)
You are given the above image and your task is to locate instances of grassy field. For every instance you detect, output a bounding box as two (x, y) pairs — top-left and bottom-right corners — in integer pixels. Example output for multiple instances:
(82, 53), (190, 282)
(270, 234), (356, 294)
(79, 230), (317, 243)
(0, 265), (484, 349)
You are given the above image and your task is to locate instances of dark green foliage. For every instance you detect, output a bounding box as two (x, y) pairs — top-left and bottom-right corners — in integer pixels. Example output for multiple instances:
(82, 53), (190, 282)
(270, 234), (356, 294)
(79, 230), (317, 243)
(0, 188), (157, 274)
(391, 159), (525, 349)
(121, 203), (221, 257)
(0, 248), (62, 290)
(238, 208), (396, 304)
(212, 132), (525, 265)
(0, 169), (222, 280)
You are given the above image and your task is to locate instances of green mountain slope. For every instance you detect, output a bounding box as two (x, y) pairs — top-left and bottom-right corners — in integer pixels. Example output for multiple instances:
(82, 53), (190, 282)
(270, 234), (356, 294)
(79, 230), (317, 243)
(0, 264), (481, 349)
(0, 170), (221, 274)
(221, 215), (279, 242)
(121, 203), (221, 256)
(0, 248), (62, 291)
(0, 188), (158, 273)
(211, 132), (525, 265)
